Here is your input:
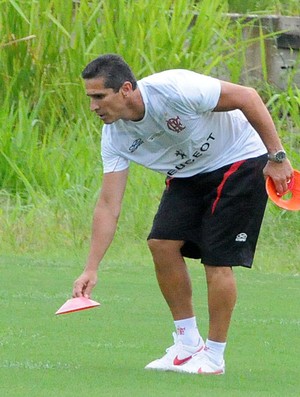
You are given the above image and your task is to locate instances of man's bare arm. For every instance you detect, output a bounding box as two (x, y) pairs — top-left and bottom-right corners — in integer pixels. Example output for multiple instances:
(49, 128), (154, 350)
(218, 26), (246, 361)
(73, 168), (129, 297)
(214, 81), (293, 194)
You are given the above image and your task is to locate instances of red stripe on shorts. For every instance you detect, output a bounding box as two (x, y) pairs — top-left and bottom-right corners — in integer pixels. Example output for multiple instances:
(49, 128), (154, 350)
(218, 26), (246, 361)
(211, 160), (246, 214)
(166, 177), (174, 190)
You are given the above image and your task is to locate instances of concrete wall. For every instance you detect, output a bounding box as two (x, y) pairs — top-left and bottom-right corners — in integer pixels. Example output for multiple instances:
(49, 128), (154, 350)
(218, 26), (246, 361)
(228, 14), (300, 89)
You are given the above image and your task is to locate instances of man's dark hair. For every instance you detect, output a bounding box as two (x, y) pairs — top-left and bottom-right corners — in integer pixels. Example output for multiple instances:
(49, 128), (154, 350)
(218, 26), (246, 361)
(81, 54), (137, 92)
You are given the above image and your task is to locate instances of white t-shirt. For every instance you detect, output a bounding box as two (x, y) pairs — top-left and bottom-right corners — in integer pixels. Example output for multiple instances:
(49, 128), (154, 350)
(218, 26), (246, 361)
(101, 69), (267, 177)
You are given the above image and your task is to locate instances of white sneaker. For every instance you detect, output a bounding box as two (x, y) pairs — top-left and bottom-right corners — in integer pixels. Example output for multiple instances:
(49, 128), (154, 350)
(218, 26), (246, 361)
(177, 348), (225, 375)
(145, 333), (204, 371)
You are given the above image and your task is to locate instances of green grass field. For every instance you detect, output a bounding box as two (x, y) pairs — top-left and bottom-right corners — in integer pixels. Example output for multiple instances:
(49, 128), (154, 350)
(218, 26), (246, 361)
(0, 250), (299, 397)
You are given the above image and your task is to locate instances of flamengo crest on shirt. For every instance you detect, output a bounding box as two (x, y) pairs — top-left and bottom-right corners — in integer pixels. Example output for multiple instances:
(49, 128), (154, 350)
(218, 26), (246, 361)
(166, 116), (186, 133)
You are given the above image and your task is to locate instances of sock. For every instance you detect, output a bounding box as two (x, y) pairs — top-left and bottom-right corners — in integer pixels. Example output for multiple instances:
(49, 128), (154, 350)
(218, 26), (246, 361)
(174, 316), (203, 347)
(205, 339), (226, 364)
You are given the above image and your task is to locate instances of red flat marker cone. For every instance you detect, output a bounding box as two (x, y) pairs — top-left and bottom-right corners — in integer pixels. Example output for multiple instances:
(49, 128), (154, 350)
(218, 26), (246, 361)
(266, 169), (300, 211)
(55, 297), (100, 315)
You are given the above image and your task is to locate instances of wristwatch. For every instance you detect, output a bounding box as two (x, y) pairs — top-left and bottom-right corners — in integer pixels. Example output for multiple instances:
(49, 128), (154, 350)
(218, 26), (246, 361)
(267, 150), (287, 163)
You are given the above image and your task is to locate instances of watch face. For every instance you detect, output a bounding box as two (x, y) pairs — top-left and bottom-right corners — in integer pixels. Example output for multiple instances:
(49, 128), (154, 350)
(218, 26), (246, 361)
(276, 151), (286, 161)
(268, 150), (286, 162)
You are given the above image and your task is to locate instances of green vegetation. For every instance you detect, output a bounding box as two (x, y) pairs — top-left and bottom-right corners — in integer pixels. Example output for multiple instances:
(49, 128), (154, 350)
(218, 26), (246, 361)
(0, 0), (299, 268)
(228, 0), (300, 15)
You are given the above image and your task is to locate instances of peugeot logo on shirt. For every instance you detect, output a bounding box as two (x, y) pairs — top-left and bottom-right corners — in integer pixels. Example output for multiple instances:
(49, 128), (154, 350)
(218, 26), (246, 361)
(166, 132), (216, 176)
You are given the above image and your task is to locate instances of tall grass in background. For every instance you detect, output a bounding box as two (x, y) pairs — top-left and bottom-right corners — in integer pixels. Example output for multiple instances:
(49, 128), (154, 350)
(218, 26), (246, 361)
(0, 0), (299, 271)
(228, 0), (300, 15)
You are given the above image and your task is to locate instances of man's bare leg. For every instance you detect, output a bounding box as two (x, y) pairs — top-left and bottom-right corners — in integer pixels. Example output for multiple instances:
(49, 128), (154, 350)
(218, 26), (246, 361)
(172, 265), (236, 374)
(147, 239), (194, 320)
(145, 239), (203, 371)
(204, 265), (237, 342)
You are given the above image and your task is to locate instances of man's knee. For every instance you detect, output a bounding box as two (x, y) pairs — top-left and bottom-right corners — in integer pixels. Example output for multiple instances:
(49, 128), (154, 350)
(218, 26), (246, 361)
(204, 265), (235, 286)
(148, 239), (167, 256)
(147, 239), (184, 256)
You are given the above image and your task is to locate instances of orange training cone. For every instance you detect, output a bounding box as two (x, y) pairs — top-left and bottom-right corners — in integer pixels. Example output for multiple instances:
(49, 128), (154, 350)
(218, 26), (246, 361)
(55, 297), (100, 315)
(266, 169), (300, 211)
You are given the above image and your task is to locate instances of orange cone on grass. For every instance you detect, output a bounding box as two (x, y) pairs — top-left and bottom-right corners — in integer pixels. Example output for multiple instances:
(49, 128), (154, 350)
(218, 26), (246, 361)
(55, 297), (100, 315)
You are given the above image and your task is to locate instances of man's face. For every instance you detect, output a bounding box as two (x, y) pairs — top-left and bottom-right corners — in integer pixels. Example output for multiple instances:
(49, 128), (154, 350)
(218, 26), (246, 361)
(85, 77), (125, 124)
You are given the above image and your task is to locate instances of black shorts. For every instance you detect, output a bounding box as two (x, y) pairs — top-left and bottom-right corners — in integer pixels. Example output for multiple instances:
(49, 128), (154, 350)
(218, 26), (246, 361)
(148, 154), (268, 268)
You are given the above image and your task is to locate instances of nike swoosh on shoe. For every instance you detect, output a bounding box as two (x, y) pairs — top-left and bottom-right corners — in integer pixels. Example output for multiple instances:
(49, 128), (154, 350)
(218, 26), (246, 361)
(173, 345), (204, 366)
(173, 355), (193, 366)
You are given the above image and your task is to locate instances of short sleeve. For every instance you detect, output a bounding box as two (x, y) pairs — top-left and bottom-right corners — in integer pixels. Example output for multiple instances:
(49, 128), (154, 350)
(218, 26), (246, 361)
(101, 128), (129, 173)
(177, 71), (221, 113)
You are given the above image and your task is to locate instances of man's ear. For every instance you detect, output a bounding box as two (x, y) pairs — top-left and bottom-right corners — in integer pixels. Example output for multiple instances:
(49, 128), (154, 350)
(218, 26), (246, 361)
(120, 81), (133, 97)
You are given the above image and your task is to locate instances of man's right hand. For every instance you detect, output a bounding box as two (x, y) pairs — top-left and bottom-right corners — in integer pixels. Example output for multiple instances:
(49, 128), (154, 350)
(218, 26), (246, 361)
(72, 270), (98, 298)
